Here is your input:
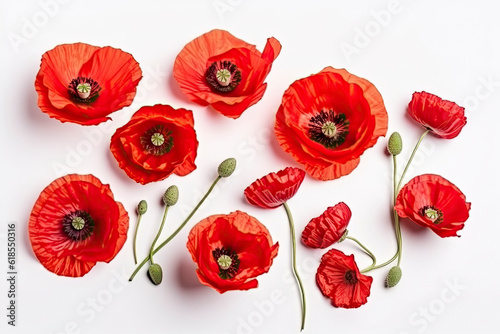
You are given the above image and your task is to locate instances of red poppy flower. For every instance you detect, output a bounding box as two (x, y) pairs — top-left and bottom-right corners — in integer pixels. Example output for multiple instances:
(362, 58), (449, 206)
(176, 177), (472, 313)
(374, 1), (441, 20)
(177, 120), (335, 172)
(28, 174), (129, 277)
(408, 91), (466, 139)
(35, 42), (142, 125)
(173, 29), (281, 119)
(244, 167), (306, 209)
(186, 211), (279, 293)
(316, 249), (373, 308)
(302, 202), (351, 248)
(395, 174), (471, 238)
(275, 67), (388, 181)
(110, 104), (198, 185)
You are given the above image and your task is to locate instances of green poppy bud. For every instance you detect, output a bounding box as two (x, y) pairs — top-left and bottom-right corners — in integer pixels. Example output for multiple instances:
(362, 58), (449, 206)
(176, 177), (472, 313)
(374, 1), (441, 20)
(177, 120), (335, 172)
(148, 263), (163, 285)
(385, 266), (402, 288)
(137, 200), (148, 215)
(163, 185), (179, 206)
(218, 157), (237, 178)
(387, 132), (403, 156)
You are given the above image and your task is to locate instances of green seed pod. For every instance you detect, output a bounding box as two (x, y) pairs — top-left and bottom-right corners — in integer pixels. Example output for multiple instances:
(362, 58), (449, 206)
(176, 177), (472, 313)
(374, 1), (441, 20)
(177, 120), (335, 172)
(218, 158), (237, 178)
(385, 266), (402, 288)
(387, 132), (403, 156)
(163, 185), (179, 206)
(137, 200), (148, 215)
(148, 263), (163, 285)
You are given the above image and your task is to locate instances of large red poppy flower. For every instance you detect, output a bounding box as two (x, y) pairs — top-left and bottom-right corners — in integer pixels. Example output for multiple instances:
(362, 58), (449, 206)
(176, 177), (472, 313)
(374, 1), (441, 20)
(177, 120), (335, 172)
(28, 174), (129, 277)
(302, 202), (351, 248)
(395, 174), (471, 238)
(186, 211), (279, 293)
(408, 91), (466, 139)
(244, 167), (306, 209)
(275, 67), (388, 181)
(316, 249), (373, 308)
(173, 29), (281, 119)
(110, 104), (198, 185)
(35, 43), (142, 125)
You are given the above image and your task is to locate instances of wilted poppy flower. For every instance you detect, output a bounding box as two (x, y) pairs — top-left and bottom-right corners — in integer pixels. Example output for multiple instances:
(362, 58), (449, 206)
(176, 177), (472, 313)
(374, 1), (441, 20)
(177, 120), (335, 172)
(408, 91), (466, 139)
(244, 167), (306, 209)
(28, 174), (129, 277)
(395, 174), (471, 238)
(173, 29), (281, 119)
(302, 202), (351, 248)
(35, 42), (142, 125)
(275, 67), (388, 181)
(186, 211), (279, 293)
(316, 249), (373, 308)
(110, 104), (198, 184)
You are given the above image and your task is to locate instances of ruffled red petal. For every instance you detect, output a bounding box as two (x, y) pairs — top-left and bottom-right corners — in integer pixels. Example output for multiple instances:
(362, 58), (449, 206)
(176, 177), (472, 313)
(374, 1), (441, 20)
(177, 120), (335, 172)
(408, 92), (466, 139)
(173, 29), (281, 119)
(186, 211), (278, 293)
(316, 249), (372, 308)
(395, 174), (471, 237)
(302, 202), (352, 248)
(275, 67), (388, 180)
(110, 104), (198, 184)
(28, 174), (129, 277)
(244, 167), (306, 209)
(35, 43), (142, 125)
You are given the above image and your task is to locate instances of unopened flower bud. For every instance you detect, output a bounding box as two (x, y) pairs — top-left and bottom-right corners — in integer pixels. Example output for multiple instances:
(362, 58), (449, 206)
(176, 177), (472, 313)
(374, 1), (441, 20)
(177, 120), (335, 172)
(148, 263), (163, 285)
(218, 157), (237, 178)
(137, 200), (148, 215)
(385, 266), (402, 288)
(387, 132), (403, 156)
(163, 185), (179, 206)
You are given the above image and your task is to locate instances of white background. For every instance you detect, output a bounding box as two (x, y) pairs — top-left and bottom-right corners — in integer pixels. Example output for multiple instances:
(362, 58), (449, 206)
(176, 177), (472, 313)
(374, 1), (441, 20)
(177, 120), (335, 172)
(1, 0), (499, 333)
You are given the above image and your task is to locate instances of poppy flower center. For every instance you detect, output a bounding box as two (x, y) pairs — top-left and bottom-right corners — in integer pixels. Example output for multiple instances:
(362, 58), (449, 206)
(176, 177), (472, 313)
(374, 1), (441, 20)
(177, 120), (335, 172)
(213, 247), (240, 279)
(205, 60), (242, 93)
(68, 77), (101, 103)
(344, 270), (358, 285)
(309, 110), (350, 149)
(141, 125), (174, 156)
(62, 210), (95, 241)
(419, 205), (444, 224)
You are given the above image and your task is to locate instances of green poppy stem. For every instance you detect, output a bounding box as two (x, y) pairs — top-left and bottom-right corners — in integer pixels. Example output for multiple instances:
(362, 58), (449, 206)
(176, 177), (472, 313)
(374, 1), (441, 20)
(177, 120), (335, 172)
(133, 213), (143, 265)
(346, 236), (376, 273)
(148, 206), (169, 265)
(129, 176), (222, 281)
(283, 202), (306, 332)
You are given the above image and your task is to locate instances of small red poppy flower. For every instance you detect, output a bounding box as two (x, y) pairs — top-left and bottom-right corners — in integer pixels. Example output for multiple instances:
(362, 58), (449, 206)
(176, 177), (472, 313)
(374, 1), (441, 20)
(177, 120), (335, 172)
(408, 92), (466, 139)
(244, 167), (306, 209)
(28, 174), (129, 277)
(395, 174), (471, 238)
(302, 202), (351, 248)
(316, 249), (373, 308)
(35, 43), (142, 125)
(110, 104), (198, 185)
(186, 211), (279, 293)
(173, 29), (281, 119)
(275, 67), (388, 181)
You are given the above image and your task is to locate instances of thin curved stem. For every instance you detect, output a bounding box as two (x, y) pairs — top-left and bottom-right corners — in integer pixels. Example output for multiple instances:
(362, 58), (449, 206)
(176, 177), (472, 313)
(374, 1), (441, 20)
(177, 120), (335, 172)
(129, 176), (222, 281)
(148, 206), (169, 265)
(346, 236), (376, 271)
(283, 202), (306, 332)
(396, 130), (429, 192)
(133, 214), (143, 265)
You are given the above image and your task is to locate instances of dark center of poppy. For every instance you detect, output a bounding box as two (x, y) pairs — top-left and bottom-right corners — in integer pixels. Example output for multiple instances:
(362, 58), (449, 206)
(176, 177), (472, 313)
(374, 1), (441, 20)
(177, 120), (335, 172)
(213, 247), (240, 280)
(419, 205), (444, 224)
(344, 270), (358, 285)
(62, 210), (95, 241)
(68, 77), (101, 103)
(205, 60), (242, 93)
(141, 125), (174, 156)
(309, 110), (350, 149)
